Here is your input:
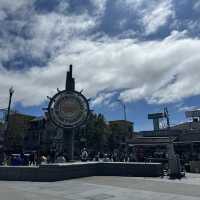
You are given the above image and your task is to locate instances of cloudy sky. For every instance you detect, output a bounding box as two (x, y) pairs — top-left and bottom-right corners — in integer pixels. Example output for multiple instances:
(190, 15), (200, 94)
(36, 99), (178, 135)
(0, 0), (200, 131)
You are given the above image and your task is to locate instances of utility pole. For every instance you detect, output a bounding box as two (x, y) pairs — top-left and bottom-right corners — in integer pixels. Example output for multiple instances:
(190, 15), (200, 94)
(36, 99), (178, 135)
(4, 87), (14, 152)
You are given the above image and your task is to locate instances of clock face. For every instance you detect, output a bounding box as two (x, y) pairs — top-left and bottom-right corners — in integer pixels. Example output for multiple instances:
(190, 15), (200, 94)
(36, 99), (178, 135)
(48, 90), (89, 129)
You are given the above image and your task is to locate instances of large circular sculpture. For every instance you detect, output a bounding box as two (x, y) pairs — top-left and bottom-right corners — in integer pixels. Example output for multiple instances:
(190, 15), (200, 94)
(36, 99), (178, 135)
(48, 90), (89, 129)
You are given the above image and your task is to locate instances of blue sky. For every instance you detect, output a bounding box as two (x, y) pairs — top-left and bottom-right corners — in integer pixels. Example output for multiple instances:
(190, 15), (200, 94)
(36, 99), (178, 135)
(0, 0), (200, 131)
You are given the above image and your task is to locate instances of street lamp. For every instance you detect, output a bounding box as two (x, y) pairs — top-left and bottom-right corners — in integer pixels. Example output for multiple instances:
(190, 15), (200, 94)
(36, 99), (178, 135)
(6, 87), (14, 122)
(4, 87), (14, 152)
(117, 100), (127, 121)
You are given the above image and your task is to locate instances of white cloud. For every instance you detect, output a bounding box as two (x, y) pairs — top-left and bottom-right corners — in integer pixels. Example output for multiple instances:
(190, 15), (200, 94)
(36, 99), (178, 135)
(141, 0), (174, 35)
(0, 0), (97, 69)
(1, 0), (200, 110)
(91, 92), (117, 107)
(193, 0), (200, 12)
(90, 0), (107, 16)
(29, 12), (96, 58)
(120, 0), (144, 9)
(118, 0), (174, 35)
(1, 30), (200, 108)
(119, 86), (147, 102)
(56, 1), (69, 13)
(178, 106), (198, 112)
(0, 0), (29, 11)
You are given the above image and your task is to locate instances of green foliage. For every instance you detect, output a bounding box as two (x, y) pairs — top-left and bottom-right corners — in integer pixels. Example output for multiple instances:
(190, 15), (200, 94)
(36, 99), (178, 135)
(84, 113), (111, 152)
(7, 113), (35, 152)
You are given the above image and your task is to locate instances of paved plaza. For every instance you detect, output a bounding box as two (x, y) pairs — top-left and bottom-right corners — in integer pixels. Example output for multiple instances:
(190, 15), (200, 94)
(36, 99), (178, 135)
(1, 173), (200, 200)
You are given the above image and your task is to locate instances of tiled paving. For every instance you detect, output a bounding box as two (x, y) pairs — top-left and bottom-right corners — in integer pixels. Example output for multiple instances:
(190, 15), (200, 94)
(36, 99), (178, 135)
(0, 173), (200, 200)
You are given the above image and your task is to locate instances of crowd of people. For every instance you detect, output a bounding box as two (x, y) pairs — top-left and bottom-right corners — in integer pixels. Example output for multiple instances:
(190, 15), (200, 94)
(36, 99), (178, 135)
(0, 151), (68, 166)
(0, 147), (193, 167)
(80, 148), (140, 162)
(0, 149), (140, 166)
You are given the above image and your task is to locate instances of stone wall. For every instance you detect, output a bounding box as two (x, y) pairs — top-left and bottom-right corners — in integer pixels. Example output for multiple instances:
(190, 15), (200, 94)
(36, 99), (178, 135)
(190, 161), (200, 173)
(0, 162), (162, 181)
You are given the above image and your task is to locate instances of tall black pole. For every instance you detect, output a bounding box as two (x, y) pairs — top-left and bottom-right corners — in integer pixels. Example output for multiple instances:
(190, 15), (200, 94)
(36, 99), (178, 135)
(64, 65), (75, 161)
(4, 87), (14, 153)
(123, 104), (127, 121)
(66, 64), (75, 91)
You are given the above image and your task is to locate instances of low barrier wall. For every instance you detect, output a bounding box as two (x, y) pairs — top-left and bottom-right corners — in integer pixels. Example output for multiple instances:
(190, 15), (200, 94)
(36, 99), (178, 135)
(190, 161), (200, 173)
(0, 162), (162, 181)
(99, 162), (162, 177)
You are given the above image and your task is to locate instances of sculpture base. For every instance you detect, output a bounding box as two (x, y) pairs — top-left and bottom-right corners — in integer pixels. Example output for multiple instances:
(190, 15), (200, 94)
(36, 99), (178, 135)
(63, 130), (74, 160)
(0, 162), (162, 181)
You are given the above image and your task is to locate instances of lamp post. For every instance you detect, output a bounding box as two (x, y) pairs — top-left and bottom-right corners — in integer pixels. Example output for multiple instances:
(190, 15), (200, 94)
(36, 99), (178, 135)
(4, 87), (14, 152)
(117, 100), (127, 121)
(6, 87), (14, 122)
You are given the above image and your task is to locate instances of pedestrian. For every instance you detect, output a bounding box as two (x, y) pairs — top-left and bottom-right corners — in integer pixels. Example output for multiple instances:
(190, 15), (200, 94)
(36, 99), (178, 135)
(29, 152), (35, 165)
(55, 154), (66, 163)
(0, 151), (4, 165)
(40, 155), (47, 164)
(81, 148), (88, 162)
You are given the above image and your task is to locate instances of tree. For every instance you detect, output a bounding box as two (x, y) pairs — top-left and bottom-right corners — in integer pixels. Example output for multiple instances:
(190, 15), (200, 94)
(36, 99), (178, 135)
(7, 112), (35, 152)
(84, 113), (111, 153)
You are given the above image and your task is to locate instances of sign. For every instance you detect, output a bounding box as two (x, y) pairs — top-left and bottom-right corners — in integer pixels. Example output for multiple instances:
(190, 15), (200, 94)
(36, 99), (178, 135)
(148, 113), (164, 119)
(185, 110), (200, 118)
(48, 90), (89, 129)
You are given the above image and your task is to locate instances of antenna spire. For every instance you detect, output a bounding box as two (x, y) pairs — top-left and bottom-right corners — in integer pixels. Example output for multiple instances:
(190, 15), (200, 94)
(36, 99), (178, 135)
(65, 64), (75, 91)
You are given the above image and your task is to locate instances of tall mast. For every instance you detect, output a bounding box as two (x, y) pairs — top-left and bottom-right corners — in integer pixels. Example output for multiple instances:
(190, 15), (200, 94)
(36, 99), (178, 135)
(65, 64), (75, 91)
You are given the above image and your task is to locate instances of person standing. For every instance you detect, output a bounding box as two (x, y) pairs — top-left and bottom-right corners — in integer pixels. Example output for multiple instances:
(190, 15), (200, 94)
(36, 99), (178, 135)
(81, 148), (88, 162)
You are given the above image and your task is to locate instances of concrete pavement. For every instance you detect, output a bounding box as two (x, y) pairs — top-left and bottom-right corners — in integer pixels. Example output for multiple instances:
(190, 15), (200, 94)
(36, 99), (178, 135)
(0, 173), (200, 200)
